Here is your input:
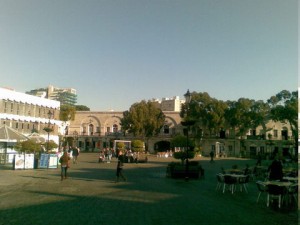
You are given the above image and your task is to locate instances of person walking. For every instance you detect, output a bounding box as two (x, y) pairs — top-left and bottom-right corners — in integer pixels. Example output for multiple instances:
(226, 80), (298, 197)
(116, 150), (126, 182)
(59, 151), (70, 181)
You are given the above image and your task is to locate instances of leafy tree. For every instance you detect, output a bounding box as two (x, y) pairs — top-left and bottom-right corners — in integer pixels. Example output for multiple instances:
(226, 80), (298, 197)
(267, 90), (298, 156)
(224, 98), (271, 138)
(120, 100), (165, 150)
(131, 139), (144, 152)
(45, 140), (59, 152)
(249, 100), (271, 139)
(224, 98), (254, 137)
(173, 151), (195, 164)
(75, 105), (90, 111)
(60, 105), (76, 121)
(15, 140), (41, 154)
(170, 135), (190, 148)
(182, 92), (227, 137)
(171, 135), (195, 164)
(117, 142), (125, 150)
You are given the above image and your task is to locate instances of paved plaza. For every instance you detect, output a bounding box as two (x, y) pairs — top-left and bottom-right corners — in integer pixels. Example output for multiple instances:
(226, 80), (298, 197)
(0, 153), (298, 225)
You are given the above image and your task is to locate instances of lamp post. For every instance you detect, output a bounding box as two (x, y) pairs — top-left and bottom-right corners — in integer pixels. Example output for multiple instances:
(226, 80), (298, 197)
(45, 110), (53, 153)
(73, 130), (78, 147)
(181, 89), (195, 181)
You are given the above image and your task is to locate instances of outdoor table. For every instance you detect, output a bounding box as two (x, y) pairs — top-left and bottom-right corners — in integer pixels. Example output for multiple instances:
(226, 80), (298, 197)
(262, 180), (294, 208)
(224, 174), (248, 193)
(225, 169), (244, 174)
(263, 181), (292, 187)
(282, 176), (298, 182)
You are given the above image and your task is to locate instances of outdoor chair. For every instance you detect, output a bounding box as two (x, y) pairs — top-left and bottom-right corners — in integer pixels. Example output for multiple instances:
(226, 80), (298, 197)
(256, 181), (268, 203)
(244, 167), (255, 181)
(286, 183), (298, 205)
(216, 173), (224, 191)
(223, 175), (237, 194)
(267, 184), (286, 208)
(238, 175), (250, 193)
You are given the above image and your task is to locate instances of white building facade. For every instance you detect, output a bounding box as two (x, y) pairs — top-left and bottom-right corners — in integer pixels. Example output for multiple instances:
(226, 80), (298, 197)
(0, 87), (61, 151)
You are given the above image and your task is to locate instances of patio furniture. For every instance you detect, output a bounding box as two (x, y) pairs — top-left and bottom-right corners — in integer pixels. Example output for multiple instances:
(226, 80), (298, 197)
(216, 173), (224, 191)
(223, 175), (238, 194)
(267, 184), (287, 208)
(256, 181), (268, 203)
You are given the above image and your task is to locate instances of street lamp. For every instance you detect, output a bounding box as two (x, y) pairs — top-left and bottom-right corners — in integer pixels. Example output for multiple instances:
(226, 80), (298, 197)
(181, 89), (195, 181)
(44, 110), (53, 153)
(73, 130), (78, 147)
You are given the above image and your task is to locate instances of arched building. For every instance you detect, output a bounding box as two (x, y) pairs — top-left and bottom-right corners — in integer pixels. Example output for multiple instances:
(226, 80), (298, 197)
(68, 111), (181, 152)
(68, 110), (294, 158)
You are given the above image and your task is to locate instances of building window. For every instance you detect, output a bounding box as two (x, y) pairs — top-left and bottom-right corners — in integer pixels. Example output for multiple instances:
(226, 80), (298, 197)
(106, 127), (111, 133)
(16, 123), (18, 129)
(163, 125), (169, 134)
(273, 129), (278, 138)
(16, 104), (20, 115)
(3, 101), (6, 113)
(113, 124), (118, 133)
(10, 102), (14, 113)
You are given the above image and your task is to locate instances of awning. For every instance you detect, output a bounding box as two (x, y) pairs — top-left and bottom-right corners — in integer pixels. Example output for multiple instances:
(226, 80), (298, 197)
(27, 132), (46, 143)
(0, 125), (29, 142)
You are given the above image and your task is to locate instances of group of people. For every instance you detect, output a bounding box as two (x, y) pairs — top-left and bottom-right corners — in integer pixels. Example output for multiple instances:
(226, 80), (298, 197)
(59, 147), (127, 182)
(98, 148), (113, 163)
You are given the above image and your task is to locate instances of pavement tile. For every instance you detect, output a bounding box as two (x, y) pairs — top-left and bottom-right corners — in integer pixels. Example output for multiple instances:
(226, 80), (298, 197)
(0, 153), (298, 225)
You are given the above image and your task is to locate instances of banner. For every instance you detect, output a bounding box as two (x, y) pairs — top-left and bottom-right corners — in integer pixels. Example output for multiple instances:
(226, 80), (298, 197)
(39, 154), (49, 168)
(14, 153), (34, 170)
(48, 154), (58, 168)
(24, 154), (34, 169)
(14, 154), (25, 170)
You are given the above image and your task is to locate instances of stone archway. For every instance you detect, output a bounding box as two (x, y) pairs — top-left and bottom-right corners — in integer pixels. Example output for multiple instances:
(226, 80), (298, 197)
(154, 140), (171, 152)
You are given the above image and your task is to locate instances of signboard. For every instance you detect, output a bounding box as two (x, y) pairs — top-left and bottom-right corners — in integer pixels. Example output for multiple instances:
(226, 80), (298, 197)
(14, 154), (25, 170)
(13, 153), (34, 170)
(24, 154), (34, 169)
(48, 154), (58, 168)
(39, 154), (49, 168)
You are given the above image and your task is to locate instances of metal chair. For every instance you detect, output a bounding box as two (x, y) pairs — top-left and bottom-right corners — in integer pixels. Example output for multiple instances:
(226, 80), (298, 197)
(216, 173), (224, 191)
(256, 181), (268, 203)
(286, 183), (298, 205)
(267, 184), (286, 208)
(238, 175), (250, 193)
(223, 175), (237, 194)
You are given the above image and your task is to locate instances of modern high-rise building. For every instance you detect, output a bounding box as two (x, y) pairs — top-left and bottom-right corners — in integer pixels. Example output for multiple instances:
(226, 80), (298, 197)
(26, 85), (77, 106)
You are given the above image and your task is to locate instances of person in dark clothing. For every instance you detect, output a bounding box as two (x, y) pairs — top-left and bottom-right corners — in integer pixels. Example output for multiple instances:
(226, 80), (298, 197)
(268, 154), (283, 181)
(116, 151), (126, 182)
(210, 150), (214, 163)
(72, 147), (80, 164)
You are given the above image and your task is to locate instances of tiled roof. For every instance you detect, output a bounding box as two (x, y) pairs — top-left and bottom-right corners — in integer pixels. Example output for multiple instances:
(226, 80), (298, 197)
(0, 125), (29, 142)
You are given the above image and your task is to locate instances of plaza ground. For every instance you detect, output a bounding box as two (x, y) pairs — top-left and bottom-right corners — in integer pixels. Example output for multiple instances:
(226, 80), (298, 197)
(0, 153), (298, 225)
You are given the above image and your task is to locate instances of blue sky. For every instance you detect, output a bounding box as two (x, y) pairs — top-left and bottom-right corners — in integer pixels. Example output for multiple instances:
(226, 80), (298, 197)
(0, 0), (297, 111)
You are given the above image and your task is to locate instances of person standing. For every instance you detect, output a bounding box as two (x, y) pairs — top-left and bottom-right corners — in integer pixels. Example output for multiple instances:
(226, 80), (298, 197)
(210, 150), (215, 163)
(116, 150), (126, 182)
(72, 147), (80, 164)
(268, 153), (283, 181)
(59, 151), (70, 181)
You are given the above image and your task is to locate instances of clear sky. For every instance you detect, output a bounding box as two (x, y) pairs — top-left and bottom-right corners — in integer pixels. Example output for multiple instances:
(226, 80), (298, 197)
(0, 0), (297, 111)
